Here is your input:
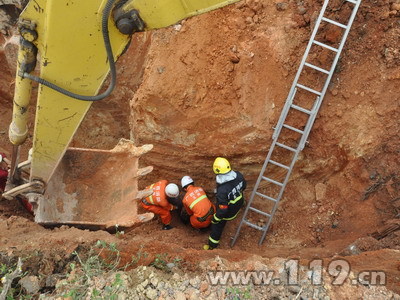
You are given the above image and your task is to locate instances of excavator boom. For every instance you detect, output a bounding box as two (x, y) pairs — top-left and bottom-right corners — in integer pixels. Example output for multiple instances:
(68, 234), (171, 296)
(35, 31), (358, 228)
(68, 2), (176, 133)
(4, 0), (239, 228)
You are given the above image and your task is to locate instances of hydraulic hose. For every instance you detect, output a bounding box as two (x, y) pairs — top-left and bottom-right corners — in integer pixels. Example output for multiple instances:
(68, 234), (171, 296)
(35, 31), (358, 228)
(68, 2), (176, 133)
(21, 0), (118, 101)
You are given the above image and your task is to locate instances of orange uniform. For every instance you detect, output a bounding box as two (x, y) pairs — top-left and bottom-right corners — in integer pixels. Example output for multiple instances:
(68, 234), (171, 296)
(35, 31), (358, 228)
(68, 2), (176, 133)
(183, 185), (215, 229)
(141, 180), (174, 225)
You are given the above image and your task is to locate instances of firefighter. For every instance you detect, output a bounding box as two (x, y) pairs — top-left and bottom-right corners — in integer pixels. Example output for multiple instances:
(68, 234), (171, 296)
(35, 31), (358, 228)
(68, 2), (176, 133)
(141, 180), (180, 230)
(180, 175), (216, 229)
(204, 157), (247, 250)
(0, 153), (8, 193)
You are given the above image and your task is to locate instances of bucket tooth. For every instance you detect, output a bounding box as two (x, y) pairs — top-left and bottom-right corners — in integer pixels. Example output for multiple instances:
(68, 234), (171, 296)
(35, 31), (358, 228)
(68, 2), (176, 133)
(137, 166), (153, 177)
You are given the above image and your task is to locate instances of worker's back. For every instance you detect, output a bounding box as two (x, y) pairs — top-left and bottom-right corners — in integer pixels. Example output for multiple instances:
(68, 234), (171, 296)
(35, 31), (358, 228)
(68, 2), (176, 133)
(183, 185), (213, 217)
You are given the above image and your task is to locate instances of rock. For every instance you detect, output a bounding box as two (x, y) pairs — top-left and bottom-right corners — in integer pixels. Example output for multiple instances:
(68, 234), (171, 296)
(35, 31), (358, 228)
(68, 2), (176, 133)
(189, 277), (200, 288)
(229, 53), (240, 64)
(136, 285), (144, 292)
(217, 289), (226, 299)
(45, 274), (63, 287)
(200, 281), (209, 292)
(297, 6), (308, 15)
(157, 281), (165, 289)
(166, 263), (175, 269)
(19, 276), (41, 294)
(245, 16), (253, 25)
(172, 273), (180, 281)
(174, 24), (182, 31)
(276, 2), (288, 11)
(175, 291), (186, 300)
(146, 288), (158, 299)
(391, 3), (400, 10)
(142, 279), (149, 287)
(288, 285), (301, 294)
(150, 277), (158, 287)
(315, 183), (327, 202)
(189, 293), (200, 300)
(179, 280), (188, 291)
(331, 220), (339, 228)
(206, 292), (217, 300)
(186, 288), (197, 299)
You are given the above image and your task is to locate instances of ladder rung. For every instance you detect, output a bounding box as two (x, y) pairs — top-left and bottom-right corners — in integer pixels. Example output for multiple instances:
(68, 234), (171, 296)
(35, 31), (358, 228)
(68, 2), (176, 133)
(313, 40), (339, 52)
(291, 104), (312, 115)
(345, 0), (357, 4)
(322, 17), (347, 29)
(283, 124), (304, 134)
(262, 176), (284, 187)
(296, 84), (322, 96)
(269, 159), (290, 170)
(255, 192), (278, 202)
(244, 219), (264, 231)
(304, 62), (330, 75)
(249, 207), (272, 218)
(276, 142), (297, 152)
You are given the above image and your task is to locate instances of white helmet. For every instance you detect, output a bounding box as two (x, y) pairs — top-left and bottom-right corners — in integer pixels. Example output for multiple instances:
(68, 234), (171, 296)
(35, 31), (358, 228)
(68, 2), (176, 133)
(165, 183), (179, 198)
(181, 176), (194, 188)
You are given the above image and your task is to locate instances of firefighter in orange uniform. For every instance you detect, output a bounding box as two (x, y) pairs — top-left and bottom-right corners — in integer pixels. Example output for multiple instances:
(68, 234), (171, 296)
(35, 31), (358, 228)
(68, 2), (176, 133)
(141, 180), (180, 230)
(180, 176), (215, 229)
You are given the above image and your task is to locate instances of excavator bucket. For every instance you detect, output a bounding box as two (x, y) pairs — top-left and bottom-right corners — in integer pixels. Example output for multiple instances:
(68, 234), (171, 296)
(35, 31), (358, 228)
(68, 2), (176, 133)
(34, 139), (154, 231)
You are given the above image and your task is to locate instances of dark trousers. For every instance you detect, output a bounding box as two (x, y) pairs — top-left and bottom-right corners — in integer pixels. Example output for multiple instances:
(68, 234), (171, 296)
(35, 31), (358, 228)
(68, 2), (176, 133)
(208, 198), (244, 248)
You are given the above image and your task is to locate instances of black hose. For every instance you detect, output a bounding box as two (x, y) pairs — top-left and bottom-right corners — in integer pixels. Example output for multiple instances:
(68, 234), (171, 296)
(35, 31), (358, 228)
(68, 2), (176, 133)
(22, 0), (118, 101)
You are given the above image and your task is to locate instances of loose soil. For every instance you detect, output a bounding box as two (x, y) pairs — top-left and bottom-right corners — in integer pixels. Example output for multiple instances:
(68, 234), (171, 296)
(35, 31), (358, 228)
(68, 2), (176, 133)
(0, 0), (399, 298)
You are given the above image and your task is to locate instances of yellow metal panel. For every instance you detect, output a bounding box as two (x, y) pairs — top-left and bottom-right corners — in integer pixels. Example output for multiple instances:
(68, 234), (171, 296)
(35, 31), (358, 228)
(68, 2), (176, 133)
(125, 0), (240, 29)
(21, 0), (239, 184)
(21, 0), (130, 183)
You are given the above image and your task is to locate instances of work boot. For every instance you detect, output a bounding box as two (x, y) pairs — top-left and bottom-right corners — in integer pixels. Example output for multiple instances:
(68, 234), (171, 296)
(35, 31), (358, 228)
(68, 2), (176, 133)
(203, 244), (214, 250)
(162, 224), (173, 230)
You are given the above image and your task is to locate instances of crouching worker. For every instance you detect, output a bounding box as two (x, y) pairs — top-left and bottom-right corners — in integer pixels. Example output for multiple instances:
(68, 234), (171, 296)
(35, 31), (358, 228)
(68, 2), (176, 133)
(204, 157), (247, 250)
(0, 153), (9, 193)
(141, 180), (180, 230)
(180, 176), (215, 230)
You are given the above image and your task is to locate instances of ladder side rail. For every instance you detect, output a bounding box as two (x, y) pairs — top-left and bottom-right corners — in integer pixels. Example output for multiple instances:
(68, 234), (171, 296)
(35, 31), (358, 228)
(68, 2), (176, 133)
(298, 97), (320, 150)
(259, 146), (303, 244)
(231, 139), (279, 246)
(284, 0), (331, 99)
(273, 88), (297, 140)
(297, 1), (362, 149)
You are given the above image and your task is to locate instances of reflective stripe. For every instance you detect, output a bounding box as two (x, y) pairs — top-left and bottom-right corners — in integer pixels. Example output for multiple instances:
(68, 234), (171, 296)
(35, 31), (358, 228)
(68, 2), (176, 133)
(142, 199), (151, 206)
(148, 183), (155, 204)
(209, 236), (219, 244)
(229, 193), (242, 204)
(213, 214), (222, 222)
(189, 194), (207, 210)
(223, 210), (240, 221)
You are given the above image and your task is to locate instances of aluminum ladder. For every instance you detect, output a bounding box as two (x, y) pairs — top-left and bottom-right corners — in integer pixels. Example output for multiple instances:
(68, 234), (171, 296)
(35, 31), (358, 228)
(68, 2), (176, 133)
(231, 0), (362, 246)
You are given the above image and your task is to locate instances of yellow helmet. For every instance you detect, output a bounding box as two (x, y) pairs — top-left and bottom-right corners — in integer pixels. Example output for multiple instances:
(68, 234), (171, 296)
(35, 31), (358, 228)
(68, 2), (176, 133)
(213, 157), (231, 174)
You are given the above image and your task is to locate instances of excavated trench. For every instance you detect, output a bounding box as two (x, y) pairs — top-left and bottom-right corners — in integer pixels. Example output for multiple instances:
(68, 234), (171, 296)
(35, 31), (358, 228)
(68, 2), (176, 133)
(0, 0), (400, 296)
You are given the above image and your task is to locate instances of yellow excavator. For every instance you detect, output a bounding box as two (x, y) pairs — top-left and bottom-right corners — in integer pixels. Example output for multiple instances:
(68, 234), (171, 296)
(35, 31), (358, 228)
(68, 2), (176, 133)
(3, 0), (239, 230)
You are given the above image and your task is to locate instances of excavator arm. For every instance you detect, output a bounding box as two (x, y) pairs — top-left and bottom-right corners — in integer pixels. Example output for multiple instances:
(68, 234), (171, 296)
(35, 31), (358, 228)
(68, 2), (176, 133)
(4, 0), (239, 229)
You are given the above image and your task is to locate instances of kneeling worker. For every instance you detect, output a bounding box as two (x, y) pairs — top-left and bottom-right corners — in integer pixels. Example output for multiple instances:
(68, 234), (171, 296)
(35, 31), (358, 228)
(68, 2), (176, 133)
(141, 180), (180, 230)
(204, 157), (247, 250)
(181, 176), (215, 229)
